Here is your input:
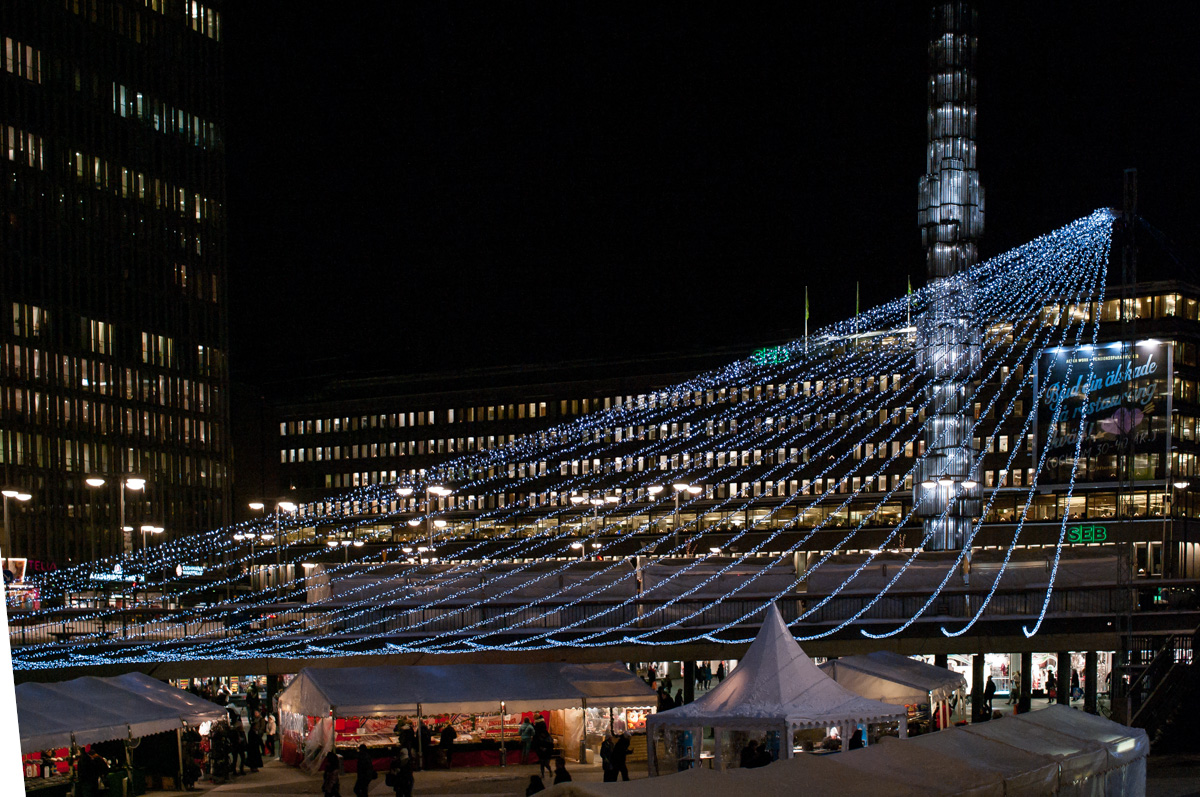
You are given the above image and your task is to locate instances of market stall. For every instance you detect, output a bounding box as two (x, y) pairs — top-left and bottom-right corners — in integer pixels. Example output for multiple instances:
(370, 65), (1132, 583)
(16, 672), (227, 795)
(277, 661), (655, 770)
(645, 603), (907, 775)
(819, 650), (966, 731)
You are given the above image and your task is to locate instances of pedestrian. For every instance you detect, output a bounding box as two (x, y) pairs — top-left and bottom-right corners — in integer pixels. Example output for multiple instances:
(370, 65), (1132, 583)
(552, 756), (572, 785)
(600, 732), (617, 783)
(353, 744), (376, 797)
(321, 751), (342, 797)
(849, 729), (864, 750)
(439, 722), (457, 768)
(1046, 670), (1057, 703)
(1008, 669), (1020, 704)
(611, 731), (631, 781)
(739, 740), (758, 768)
(674, 688), (684, 708)
(265, 712), (277, 757)
(533, 720), (553, 779)
(519, 717), (535, 764)
(703, 663), (712, 689)
(75, 748), (108, 797)
(716, 662), (726, 683)
(984, 675), (996, 714)
(419, 721), (434, 770)
(1071, 668), (1082, 700)
(525, 775), (545, 795)
(247, 682), (260, 717)
(387, 745), (414, 797)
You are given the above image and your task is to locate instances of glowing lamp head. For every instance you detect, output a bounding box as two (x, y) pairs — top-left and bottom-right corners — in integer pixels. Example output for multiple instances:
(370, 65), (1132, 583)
(433, 519), (448, 528)
(570, 495), (586, 504)
(647, 485), (664, 495)
(278, 501), (298, 512)
(1, 490), (19, 498)
(86, 477), (107, 488)
(248, 502), (265, 510)
(125, 478), (146, 490)
(396, 487), (414, 497)
(1174, 480), (1190, 490)
(961, 480), (979, 489)
(325, 540), (338, 548)
(15, 493), (31, 502)
(604, 496), (619, 503)
(672, 482), (690, 492)
(687, 486), (702, 495)
(570, 542), (583, 549)
(937, 477), (955, 487)
(407, 519), (421, 527)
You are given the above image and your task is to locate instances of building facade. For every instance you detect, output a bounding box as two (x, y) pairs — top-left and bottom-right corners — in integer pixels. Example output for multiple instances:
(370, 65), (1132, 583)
(268, 269), (1200, 582)
(0, 0), (231, 566)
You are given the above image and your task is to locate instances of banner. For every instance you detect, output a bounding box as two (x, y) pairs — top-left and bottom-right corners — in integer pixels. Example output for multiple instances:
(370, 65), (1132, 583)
(1036, 342), (1169, 483)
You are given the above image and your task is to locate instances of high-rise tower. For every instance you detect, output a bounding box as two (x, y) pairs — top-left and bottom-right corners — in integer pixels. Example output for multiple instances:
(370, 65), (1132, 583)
(0, 1), (231, 566)
(913, 2), (984, 552)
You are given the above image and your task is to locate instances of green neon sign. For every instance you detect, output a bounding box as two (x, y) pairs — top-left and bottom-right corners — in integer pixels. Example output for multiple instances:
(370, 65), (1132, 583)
(1066, 525), (1108, 544)
(752, 346), (791, 366)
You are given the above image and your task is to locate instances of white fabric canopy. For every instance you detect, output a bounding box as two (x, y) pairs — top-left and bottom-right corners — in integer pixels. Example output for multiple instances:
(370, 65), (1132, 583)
(961, 706), (1113, 789)
(647, 604), (907, 731)
(902, 725), (1060, 794)
(278, 661), (655, 717)
(16, 672), (226, 754)
(1014, 705), (1149, 796)
(819, 650), (967, 705)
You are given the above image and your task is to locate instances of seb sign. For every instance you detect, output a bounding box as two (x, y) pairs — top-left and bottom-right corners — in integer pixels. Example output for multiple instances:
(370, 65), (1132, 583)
(1066, 525), (1108, 544)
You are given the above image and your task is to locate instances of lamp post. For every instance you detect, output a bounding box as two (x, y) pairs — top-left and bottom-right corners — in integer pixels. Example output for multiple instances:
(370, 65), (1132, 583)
(86, 475), (147, 555)
(248, 500), (297, 597)
(670, 483), (703, 550)
(2, 488), (33, 561)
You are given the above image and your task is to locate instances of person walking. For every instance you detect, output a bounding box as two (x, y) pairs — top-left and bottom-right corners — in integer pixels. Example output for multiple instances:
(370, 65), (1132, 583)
(353, 744), (376, 797)
(1046, 670), (1057, 703)
(246, 711), (265, 773)
(600, 733), (617, 783)
(438, 722), (458, 768)
(519, 717), (535, 764)
(716, 662), (726, 684)
(265, 712), (278, 757)
(387, 745), (414, 797)
(1008, 669), (1020, 705)
(611, 732), (631, 782)
(984, 675), (997, 716)
(532, 721), (554, 780)
(321, 751), (342, 797)
(552, 756), (572, 785)
(1071, 668), (1082, 701)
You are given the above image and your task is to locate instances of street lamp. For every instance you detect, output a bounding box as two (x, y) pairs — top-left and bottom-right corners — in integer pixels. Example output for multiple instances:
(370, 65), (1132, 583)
(670, 482), (703, 549)
(248, 500), (298, 597)
(86, 475), (147, 555)
(1, 488), (33, 561)
(423, 485), (452, 548)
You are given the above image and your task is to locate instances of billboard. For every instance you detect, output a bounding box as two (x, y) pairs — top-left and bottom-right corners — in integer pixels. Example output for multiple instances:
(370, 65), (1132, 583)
(1036, 342), (1169, 483)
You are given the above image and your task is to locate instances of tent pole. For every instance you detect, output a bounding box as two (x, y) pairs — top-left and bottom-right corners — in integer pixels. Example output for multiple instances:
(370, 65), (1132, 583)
(899, 714), (908, 739)
(646, 725), (657, 777)
(177, 726), (184, 790)
(579, 698), (588, 764)
(416, 703), (423, 771)
(783, 723), (793, 759)
(499, 702), (505, 768)
(712, 727), (723, 771)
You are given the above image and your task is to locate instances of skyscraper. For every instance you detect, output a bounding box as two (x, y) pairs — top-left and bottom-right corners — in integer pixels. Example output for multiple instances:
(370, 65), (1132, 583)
(0, 0), (230, 566)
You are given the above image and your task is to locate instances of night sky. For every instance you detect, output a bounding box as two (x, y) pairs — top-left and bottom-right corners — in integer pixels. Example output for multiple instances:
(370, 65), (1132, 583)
(222, 2), (1200, 385)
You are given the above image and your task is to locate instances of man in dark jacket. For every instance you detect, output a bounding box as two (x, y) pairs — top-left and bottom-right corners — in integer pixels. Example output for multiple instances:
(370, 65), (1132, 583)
(439, 723), (458, 768)
(611, 732), (631, 781)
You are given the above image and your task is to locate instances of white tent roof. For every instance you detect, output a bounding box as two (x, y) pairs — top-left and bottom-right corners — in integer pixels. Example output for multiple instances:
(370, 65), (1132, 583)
(278, 661), (656, 717)
(16, 672), (226, 754)
(544, 749), (922, 797)
(819, 650), (967, 705)
(960, 707), (1110, 784)
(647, 604), (907, 730)
(902, 724), (1060, 794)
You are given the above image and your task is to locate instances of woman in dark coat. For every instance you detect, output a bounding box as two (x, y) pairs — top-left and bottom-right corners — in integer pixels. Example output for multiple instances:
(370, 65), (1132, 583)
(245, 710), (265, 772)
(532, 721), (554, 780)
(353, 744), (376, 797)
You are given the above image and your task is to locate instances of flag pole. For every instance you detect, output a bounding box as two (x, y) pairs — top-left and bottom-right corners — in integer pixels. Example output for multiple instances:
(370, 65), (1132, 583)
(804, 285), (809, 354)
(854, 281), (860, 347)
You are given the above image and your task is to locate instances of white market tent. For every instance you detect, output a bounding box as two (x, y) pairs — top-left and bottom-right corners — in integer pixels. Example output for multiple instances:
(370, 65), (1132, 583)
(16, 672), (227, 754)
(550, 705), (1147, 797)
(819, 650), (966, 705)
(278, 660), (655, 717)
(645, 603), (907, 773)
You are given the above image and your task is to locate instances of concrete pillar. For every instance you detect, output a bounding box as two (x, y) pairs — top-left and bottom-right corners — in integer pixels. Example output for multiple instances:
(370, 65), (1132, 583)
(971, 654), (985, 722)
(683, 661), (695, 704)
(1018, 652), (1032, 714)
(934, 653), (948, 669)
(1084, 651), (1098, 714)
(1057, 650), (1071, 705)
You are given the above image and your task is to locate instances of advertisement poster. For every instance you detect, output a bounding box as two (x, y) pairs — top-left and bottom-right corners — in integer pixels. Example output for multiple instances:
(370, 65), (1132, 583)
(1036, 342), (1169, 483)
